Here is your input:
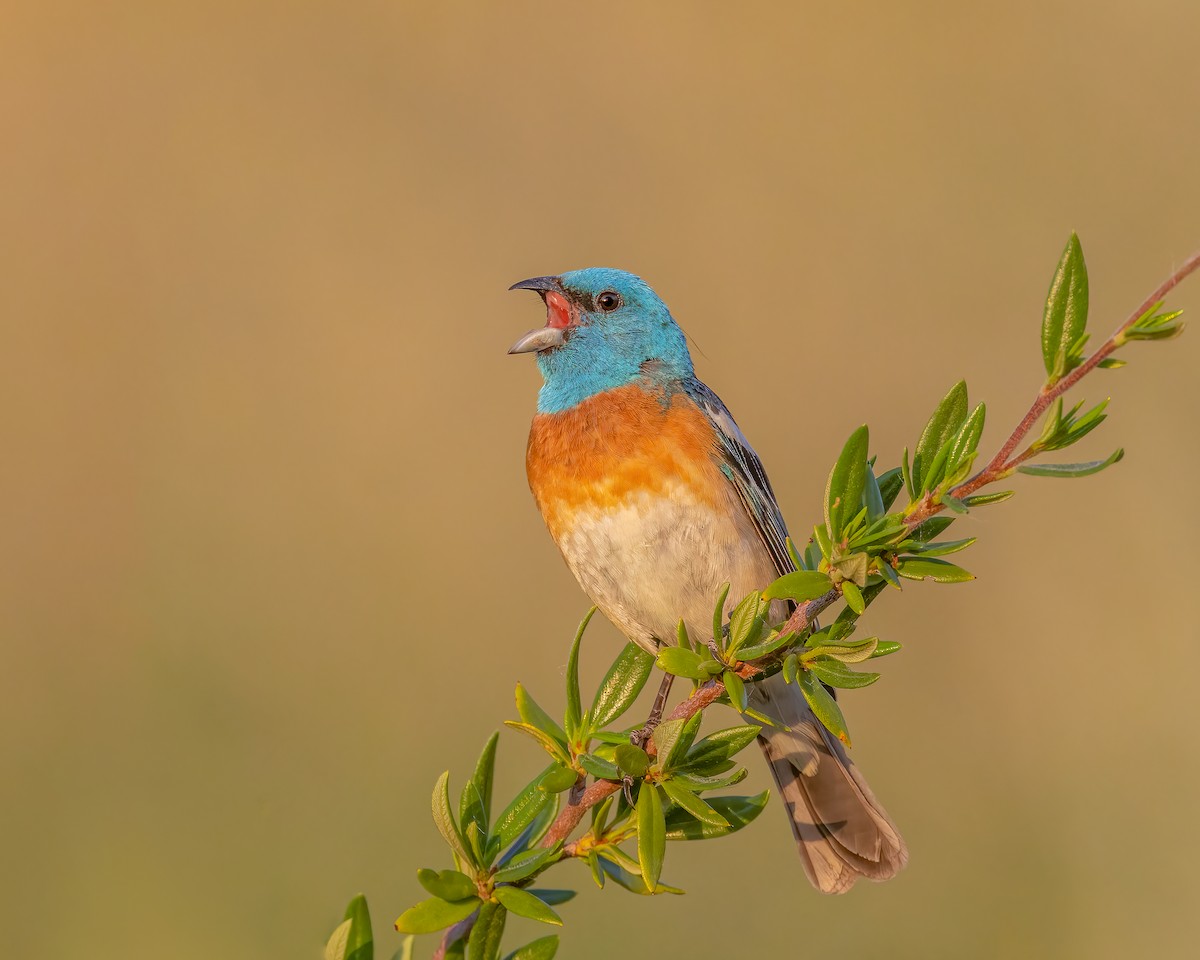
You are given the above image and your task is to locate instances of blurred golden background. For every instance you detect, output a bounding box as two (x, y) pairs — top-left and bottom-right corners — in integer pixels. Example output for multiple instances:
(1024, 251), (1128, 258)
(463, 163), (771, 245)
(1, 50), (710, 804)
(3, 2), (1199, 957)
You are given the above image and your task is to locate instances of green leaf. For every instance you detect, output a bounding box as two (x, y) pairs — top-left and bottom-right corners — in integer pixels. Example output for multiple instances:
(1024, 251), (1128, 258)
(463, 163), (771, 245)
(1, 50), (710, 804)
(594, 855), (683, 895)
(656, 646), (709, 680)
(825, 425), (870, 542)
(913, 381), (968, 494)
(467, 900), (506, 960)
(538, 764), (578, 794)
(587, 643), (654, 733)
(725, 592), (767, 655)
(1042, 233), (1089, 378)
(659, 778), (730, 828)
(461, 732), (499, 841)
(876, 467), (904, 511)
(577, 753), (620, 780)
(514, 684), (567, 744)
(650, 719), (687, 768)
(1017, 448), (1124, 477)
(863, 463), (886, 521)
(528, 889), (576, 906)
(395, 896), (480, 935)
(1098, 357), (1126, 369)
(870, 640), (902, 658)
(762, 570), (834, 602)
(805, 636), (878, 662)
(735, 629), (797, 662)
(909, 516), (955, 541)
(910, 537), (976, 557)
(896, 557), (975, 583)
(783, 653), (799, 684)
(503, 936), (560, 960)
(940, 493), (969, 514)
(564, 609), (596, 740)
(671, 766), (750, 791)
(663, 790), (770, 840)
(807, 658), (881, 689)
(962, 490), (1014, 507)
(901, 446), (915, 501)
(417, 869), (476, 903)
(711, 581), (731, 649)
(432, 771), (474, 866)
(494, 886), (563, 926)
(679, 725), (761, 771)
(614, 743), (651, 778)
(661, 712), (702, 771)
(945, 402), (986, 481)
(798, 671), (850, 746)
(841, 581), (865, 615)
(493, 769), (552, 849)
(636, 783), (667, 890)
(492, 845), (560, 884)
(504, 722), (571, 765)
(327, 894), (373, 960)
(722, 670), (747, 711)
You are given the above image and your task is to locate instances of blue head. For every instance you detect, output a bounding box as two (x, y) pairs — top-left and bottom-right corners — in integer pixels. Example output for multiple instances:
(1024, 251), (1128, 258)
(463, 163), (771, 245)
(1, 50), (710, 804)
(508, 268), (694, 413)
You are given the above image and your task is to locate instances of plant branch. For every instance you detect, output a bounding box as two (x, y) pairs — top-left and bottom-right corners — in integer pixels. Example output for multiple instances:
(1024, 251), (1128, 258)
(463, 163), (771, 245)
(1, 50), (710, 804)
(904, 250), (1200, 528)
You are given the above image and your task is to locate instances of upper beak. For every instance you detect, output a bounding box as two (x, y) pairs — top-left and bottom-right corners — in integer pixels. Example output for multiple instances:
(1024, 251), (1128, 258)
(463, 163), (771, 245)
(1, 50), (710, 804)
(508, 275), (564, 294)
(508, 275), (569, 354)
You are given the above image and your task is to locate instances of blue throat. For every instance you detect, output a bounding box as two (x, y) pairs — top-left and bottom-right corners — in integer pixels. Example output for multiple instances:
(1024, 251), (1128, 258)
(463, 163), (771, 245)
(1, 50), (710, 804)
(535, 318), (694, 413)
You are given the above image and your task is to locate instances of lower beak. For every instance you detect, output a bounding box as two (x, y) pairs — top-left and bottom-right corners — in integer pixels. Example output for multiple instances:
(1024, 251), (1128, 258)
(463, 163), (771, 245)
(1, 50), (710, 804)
(508, 327), (566, 354)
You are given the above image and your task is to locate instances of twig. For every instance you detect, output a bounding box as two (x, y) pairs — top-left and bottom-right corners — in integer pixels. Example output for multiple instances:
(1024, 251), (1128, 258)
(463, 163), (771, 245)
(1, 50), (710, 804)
(904, 250), (1200, 528)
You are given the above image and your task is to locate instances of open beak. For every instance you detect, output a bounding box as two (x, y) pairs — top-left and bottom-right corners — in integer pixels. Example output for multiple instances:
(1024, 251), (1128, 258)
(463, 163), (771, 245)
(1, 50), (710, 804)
(508, 275), (572, 354)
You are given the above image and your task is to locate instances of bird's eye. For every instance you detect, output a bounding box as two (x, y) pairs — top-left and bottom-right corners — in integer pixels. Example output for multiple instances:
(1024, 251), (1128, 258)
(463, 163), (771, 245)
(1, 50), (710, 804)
(596, 291), (622, 312)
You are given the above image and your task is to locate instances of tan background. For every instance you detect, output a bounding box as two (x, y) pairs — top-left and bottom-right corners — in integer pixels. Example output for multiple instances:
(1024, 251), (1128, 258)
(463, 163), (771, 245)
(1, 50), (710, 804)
(3, 2), (1199, 958)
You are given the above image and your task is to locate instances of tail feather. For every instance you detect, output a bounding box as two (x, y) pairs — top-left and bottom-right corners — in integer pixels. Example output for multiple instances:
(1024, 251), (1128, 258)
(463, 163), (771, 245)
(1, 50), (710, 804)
(751, 674), (908, 894)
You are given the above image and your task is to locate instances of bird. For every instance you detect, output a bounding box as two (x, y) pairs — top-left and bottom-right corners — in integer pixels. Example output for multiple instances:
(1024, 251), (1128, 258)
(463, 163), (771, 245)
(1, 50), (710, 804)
(508, 267), (907, 894)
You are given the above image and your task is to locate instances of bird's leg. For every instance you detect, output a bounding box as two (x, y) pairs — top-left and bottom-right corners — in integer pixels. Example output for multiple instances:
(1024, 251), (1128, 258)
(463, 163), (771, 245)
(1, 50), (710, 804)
(629, 672), (675, 749)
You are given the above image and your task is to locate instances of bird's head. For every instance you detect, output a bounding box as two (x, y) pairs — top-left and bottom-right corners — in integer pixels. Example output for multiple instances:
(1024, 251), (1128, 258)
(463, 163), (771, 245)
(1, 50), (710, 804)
(508, 268), (693, 413)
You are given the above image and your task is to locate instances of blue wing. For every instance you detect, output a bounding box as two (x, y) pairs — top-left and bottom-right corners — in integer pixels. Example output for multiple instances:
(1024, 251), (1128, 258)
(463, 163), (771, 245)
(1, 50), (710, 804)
(682, 378), (795, 578)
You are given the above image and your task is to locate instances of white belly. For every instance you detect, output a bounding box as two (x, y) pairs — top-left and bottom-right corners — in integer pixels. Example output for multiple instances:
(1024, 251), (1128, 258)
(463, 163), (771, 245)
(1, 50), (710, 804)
(554, 488), (778, 654)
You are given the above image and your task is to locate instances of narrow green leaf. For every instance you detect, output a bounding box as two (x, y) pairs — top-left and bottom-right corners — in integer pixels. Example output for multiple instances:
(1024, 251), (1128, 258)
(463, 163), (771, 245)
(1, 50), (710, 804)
(913, 381), (968, 493)
(679, 725), (761, 770)
(962, 490), (1014, 507)
(735, 629), (797, 662)
(870, 640), (902, 658)
(493, 768), (552, 849)
(636, 783), (667, 890)
(514, 685), (567, 744)
(650, 719), (687, 767)
(577, 753), (620, 780)
(896, 558), (975, 583)
(493, 886), (563, 926)
(1017, 448), (1124, 477)
(722, 670), (747, 711)
(587, 642), (654, 733)
(1098, 357), (1126, 369)
(782, 653), (799, 684)
(332, 894), (373, 960)
(946, 402), (986, 478)
(656, 646), (709, 680)
(492, 845), (560, 884)
(798, 671), (850, 746)
(663, 790), (770, 840)
(661, 712), (702, 771)
(825, 425), (870, 542)
(461, 732), (499, 841)
(901, 446), (915, 501)
(841, 581), (865, 615)
(564, 608), (596, 740)
(712, 581), (731, 649)
(503, 722), (571, 765)
(417, 869), (476, 903)
(762, 570), (834, 602)
(876, 467), (904, 511)
(812, 522), (833, 561)
(529, 889), (576, 905)
(910, 537), (976, 557)
(395, 896), (480, 935)
(725, 592), (766, 655)
(594, 855), (683, 895)
(503, 936), (560, 960)
(940, 493), (969, 514)
(659, 778), (730, 827)
(832, 581), (886, 625)
(805, 636), (878, 662)
(1041, 233), (1089, 378)
(466, 900), (505, 960)
(806, 658), (881, 689)
(909, 516), (955, 541)
(432, 772), (474, 866)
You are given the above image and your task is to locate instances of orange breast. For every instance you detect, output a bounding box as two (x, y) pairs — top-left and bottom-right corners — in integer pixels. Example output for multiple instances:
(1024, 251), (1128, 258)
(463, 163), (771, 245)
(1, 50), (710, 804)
(526, 383), (726, 539)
